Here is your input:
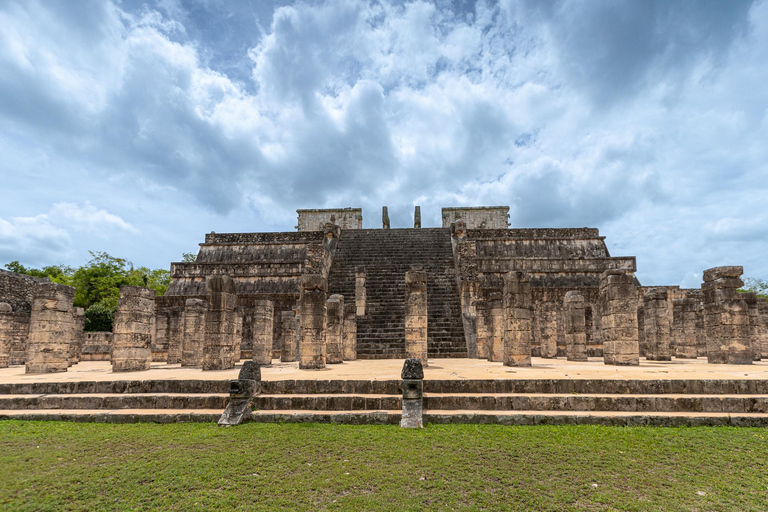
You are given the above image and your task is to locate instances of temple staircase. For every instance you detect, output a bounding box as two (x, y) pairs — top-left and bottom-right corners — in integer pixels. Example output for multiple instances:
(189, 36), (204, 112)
(327, 228), (466, 359)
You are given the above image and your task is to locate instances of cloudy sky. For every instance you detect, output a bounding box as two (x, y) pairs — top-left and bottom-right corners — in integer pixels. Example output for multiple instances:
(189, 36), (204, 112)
(1, 0), (766, 288)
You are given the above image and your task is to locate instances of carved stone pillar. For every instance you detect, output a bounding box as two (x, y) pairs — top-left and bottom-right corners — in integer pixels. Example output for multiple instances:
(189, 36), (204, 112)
(25, 283), (76, 374)
(405, 269), (428, 364)
(325, 294), (344, 364)
(68, 307), (85, 366)
(502, 271), (532, 367)
(474, 297), (489, 359)
(599, 270), (640, 366)
(343, 303), (357, 361)
(487, 290), (504, 362)
(280, 311), (299, 362)
(741, 292), (761, 361)
(252, 299), (274, 366)
(111, 286), (155, 373)
(563, 291), (588, 362)
(539, 302), (558, 359)
(702, 266), (752, 364)
(643, 288), (671, 361)
(299, 274), (327, 369)
(673, 297), (699, 359)
(181, 298), (206, 367)
(355, 266), (366, 316)
(165, 308), (183, 364)
(202, 275), (239, 371)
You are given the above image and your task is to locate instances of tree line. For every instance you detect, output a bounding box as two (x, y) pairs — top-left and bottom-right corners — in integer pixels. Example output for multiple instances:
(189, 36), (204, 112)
(4, 251), (191, 331)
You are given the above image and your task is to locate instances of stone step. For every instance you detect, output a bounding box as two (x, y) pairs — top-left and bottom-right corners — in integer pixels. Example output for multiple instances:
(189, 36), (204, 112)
(1, 409), (767, 427)
(0, 393), (228, 410)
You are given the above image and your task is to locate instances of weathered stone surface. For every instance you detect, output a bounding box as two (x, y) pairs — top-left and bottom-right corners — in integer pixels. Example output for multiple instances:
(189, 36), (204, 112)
(325, 295), (344, 364)
(296, 208), (362, 231)
(25, 283), (75, 374)
(202, 276), (239, 371)
(405, 270), (428, 364)
(740, 292), (761, 361)
(382, 206), (390, 229)
(343, 303), (357, 360)
(474, 298), (489, 359)
(441, 206), (510, 229)
(280, 310), (299, 362)
(251, 299), (274, 366)
(401, 357), (425, 379)
(643, 288), (671, 361)
(181, 298), (206, 366)
(414, 205), (421, 228)
(111, 286), (155, 373)
(673, 298), (699, 358)
(0, 305), (29, 367)
(599, 270), (639, 366)
(299, 274), (327, 369)
(757, 300), (768, 360)
(563, 291), (588, 361)
(486, 290), (504, 362)
(239, 360), (261, 381)
(68, 307), (85, 366)
(538, 302), (558, 358)
(0, 302), (11, 313)
(355, 266), (366, 316)
(165, 308), (183, 365)
(702, 267), (752, 365)
(502, 271), (532, 367)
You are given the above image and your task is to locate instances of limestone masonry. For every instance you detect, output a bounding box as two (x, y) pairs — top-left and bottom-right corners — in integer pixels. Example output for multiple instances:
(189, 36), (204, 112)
(1, 205), (767, 371)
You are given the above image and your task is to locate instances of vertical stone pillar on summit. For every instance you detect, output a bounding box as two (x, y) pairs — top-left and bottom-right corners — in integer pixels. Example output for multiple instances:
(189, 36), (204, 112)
(111, 286), (156, 373)
(252, 299), (274, 366)
(181, 298), (206, 366)
(643, 288), (671, 361)
(414, 205), (421, 228)
(404, 268), (428, 365)
(25, 282), (76, 374)
(202, 275), (239, 371)
(701, 266), (752, 364)
(563, 291), (588, 362)
(325, 294), (344, 364)
(599, 270), (640, 366)
(382, 206), (390, 229)
(299, 274), (327, 369)
(342, 302), (357, 360)
(502, 271), (532, 367)
(280, 311), (299, 363)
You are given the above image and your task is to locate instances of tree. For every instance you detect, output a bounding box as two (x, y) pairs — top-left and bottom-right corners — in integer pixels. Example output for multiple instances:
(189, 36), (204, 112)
(742, 277), (768, 299)
(182, 252), (197, 262)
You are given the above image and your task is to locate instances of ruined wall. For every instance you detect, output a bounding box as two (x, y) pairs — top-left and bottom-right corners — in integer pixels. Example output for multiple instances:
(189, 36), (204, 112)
(297, 208), (362, 231)
(0, 269), (50, 313)
(442, 206), (510, 229)
(80, 332), (112, 361)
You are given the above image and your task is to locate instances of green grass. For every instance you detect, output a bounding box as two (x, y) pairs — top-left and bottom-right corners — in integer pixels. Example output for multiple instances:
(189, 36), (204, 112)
(0, 422), (766, 511)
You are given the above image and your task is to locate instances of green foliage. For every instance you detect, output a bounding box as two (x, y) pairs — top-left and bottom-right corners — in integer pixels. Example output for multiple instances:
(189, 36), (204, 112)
(182, 252), (197, 262)
(742, 277), (768, 298)
(4, 252), (170, 320)
(84, 301), (115, 332)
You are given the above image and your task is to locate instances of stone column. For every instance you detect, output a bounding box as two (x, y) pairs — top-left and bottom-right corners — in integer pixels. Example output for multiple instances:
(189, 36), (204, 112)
(24, 283), (75, 374)
(280, 311), (299, 362)
(487, 290), (504, 362)
(637, 305), (645, 357)
(251, 300), (274, 366)
(741, 292), (761, 361)
(702, 266), (752, 364)
(299, 274), (327, 369)
(400, 358), (424, 429)
(111, 286), (155, 373)
(325, 294), (344, 364)
(599, 270), (640, 366)
(757, 300), (768, 360)
(343, 302), (357, 360)
(202, 275), (239, 371)
(68, 307), (85, 366)
(181, 298), (207, 367)
(152, 309), (170, 362)
(539, 302), (558, 358)
(405, 269), (428, 364)
(382, 206), (390, 229)
(355, 266), (366, 316)
(0, 303), (13, 368)
(643, 288), (671, 361)
(414, 205), (421, 228)
(674, 298), (699, 359)
(474, 297), (489, 359)
(563, 291), (588, 361)
(502, 271), (532, 367)
(165, 308), (184, 364)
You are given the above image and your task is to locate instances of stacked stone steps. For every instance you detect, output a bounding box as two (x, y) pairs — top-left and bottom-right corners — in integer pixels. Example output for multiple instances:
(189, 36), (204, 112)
(0, 393), (228, 410)
(327, 228), (466, 358)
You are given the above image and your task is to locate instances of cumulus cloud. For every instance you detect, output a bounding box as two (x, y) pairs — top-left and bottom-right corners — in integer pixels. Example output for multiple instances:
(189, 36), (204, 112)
(0, 203), (138, 266)
(0, 0), (767, 284)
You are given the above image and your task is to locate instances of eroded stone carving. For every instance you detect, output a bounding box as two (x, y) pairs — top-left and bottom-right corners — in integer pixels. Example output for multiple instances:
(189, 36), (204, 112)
(111, 286), (155, 373)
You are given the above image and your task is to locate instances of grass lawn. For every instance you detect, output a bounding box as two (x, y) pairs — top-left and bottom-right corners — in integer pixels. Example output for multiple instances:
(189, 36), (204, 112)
(0, 421), (766, 511)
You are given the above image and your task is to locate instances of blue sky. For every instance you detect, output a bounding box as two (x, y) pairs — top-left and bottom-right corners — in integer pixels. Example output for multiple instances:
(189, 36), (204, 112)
(1, 0), (766, 288)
